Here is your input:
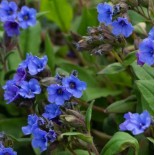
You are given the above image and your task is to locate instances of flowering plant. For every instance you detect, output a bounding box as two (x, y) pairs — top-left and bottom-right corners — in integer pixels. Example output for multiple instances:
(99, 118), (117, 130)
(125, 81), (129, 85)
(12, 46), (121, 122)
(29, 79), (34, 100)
(0, 0), (154, 155)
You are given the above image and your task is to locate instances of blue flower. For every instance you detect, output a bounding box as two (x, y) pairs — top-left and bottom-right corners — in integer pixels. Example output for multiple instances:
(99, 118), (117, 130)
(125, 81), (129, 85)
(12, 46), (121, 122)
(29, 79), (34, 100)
(18, 6), (36, 29)
(42, 103), (61, 120)
(119, 110), (151, 135)
(47, 84), (71, 105)
(0, 1), (17, 22)
(0, 147), (17, 155)
(97, 3), (113, 25)
(32, 128), (48, 152)
(4, 20), (20, 37)
(13, 67), (26, 85)
(19, 54), (48, 75)
(47, 130), (57, 143)
(62, 75), (87, 98)
(19, 78), (41, 98)
(22, 114), (39, 135)
(111, 17), (134, 37)
(3, 81), (19, 104)
(136, 52), (144, 66)
(148, 27), (154, 40)
(138, 38), (154, 66)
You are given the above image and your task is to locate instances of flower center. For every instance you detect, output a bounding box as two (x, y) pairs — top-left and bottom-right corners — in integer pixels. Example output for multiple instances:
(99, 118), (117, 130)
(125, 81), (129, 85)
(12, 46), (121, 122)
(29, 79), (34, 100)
(119, 20), (126, 26)
(4, 152), (10, 155)
(57, 88), (63, 95)
(10, 22), (18, 28)
(7, 9), (13, 15)
(23, 14), (29, 20)
(69, 82), (76, 89)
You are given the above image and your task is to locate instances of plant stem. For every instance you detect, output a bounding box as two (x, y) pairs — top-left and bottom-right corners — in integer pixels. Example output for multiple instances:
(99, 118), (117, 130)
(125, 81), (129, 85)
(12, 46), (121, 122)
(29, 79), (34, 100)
(74, 98), (106, 114)
(89, 142), (99, 155)
(63, 34), (88, 66)
(67, 146), (78, 155)
(92, 129), (111, 140)
(16, 42), (24, 60)
(110, 51), (123, 64)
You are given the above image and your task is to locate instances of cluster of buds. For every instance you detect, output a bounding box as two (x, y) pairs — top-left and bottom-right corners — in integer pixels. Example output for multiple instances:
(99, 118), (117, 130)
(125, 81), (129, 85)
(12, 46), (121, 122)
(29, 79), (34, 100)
(76, 24), (125, 55)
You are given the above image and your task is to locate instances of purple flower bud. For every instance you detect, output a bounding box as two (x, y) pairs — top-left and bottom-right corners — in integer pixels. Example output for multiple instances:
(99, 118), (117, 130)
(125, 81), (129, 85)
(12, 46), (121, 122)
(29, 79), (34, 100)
(4, 21), (20, 37)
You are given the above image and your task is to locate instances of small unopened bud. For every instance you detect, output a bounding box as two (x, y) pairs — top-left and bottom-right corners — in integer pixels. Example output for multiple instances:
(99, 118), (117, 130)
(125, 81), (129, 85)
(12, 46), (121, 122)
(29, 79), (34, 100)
(71, 70), (78, 77)
(125, 0), (138, 7)
(76, 39), (89, 51)
(119, 2), (129, 13)
(113, 4), (121, 15)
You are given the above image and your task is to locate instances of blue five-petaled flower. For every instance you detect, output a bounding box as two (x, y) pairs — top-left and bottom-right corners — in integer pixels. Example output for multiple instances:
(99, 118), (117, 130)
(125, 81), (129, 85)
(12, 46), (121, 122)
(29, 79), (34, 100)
(119, 110), (151, 135)
(0, 0), (17, 22)
(19, 78), (41, 99)
(3, 80), (19, 104)
(137, 38), (154, 66)
(22, 114), (39, 135)
(19, 54), (48, 75)
(97, 3), (113, 25)
(0, 144), (17, 155)
(47, 84), (71, 105)
(42, 103), (61, 120)
(18, 6), (37, 29)
(32, 128), (48, 152)
(62, 75), (87, 98)
(111, 17), (134, 38)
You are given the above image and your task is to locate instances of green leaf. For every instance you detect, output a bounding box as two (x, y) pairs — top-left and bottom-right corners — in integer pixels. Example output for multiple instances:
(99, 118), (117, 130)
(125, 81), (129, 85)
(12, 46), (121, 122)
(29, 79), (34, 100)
(45, 33), (55, 73)
(59, 132), (93, 143)
(77, 7), (98, 35)
(147, 137), (154, 144)
(8, 51), (21, 70)
(52, 149), (94, 155)
(128, 10), (146, 25)
(106, 96), (137, 113)
(19, 22), (41, 57)
(98, 63), (125, 75)
(131, 62), (154, 80)
(0, 118), (26, 138)
(82, 87), (122, 102)
(85, 101), (94, 133)
(40, 0), (73, 32)
(123, 51), (136, 67)
(100, 132), (139, 155)
(135, 80), (154, 115)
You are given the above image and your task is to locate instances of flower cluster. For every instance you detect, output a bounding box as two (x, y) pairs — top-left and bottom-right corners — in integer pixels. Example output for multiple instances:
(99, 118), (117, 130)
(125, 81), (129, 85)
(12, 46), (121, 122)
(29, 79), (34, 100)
(3, 54), (47, 104)
(119, 110), (152, 135)
(0, 143), (17, 155)
(0, 0), (37, 37)
(47, 71), (87, 105)
(22, 111), (58, 152)
(97, 3), (134, 38)
(136, 27), (154, 66)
